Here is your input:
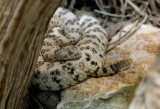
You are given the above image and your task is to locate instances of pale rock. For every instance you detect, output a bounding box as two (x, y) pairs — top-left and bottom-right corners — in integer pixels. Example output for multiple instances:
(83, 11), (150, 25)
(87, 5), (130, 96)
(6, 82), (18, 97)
(57, 24), (160, 109)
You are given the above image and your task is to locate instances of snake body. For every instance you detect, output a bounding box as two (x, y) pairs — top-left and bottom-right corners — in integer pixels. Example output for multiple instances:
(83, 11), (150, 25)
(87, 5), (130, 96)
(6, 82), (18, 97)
(32, 7), (132, 91)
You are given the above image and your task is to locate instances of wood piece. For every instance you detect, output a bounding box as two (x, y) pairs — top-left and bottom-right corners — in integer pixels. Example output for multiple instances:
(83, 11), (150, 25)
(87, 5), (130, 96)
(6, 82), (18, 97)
(0, 0), (62, 109)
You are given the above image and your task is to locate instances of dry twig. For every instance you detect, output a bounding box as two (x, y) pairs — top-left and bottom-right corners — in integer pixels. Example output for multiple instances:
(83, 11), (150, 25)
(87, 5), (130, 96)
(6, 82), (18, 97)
(106, 14), (148, 53)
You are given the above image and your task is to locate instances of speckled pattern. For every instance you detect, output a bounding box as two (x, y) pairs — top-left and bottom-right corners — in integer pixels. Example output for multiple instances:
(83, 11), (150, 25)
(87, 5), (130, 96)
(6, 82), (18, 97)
(32, 7), (132, 91)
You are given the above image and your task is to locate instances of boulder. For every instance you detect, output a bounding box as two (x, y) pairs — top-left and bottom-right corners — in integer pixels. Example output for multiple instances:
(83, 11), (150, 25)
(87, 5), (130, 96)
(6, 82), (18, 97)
(57, 24), (160, 109)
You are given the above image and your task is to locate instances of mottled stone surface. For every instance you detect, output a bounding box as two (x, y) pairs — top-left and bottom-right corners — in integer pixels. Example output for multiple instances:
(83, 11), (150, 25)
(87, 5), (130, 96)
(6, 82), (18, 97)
(57, 24), (160, 109)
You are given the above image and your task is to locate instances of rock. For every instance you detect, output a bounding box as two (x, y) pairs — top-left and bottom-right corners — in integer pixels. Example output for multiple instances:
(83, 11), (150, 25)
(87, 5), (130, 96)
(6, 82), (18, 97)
(57, 24), (160, 109)
(37, 92), (60, 109)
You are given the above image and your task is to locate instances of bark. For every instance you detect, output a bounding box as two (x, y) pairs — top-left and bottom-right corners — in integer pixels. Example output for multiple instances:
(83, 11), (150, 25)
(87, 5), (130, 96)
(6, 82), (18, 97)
(0, 0), (62, 109)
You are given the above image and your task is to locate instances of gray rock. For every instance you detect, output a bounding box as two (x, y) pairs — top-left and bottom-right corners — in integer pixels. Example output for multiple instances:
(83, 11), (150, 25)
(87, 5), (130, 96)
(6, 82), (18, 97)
(37, 92), (60, 109)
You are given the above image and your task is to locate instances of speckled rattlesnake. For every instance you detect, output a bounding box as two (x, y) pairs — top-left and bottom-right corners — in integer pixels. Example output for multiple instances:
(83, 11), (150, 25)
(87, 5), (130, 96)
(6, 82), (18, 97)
(32, 7), (132, 91)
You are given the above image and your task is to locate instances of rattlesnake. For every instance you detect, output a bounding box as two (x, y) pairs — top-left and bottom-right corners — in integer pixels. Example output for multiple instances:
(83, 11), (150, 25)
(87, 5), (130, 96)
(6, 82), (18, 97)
(32, 7), (132, 91)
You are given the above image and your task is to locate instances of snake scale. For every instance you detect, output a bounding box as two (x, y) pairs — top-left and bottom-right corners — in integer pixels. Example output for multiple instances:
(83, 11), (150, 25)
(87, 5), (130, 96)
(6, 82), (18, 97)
(32, 7), (132, 91)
